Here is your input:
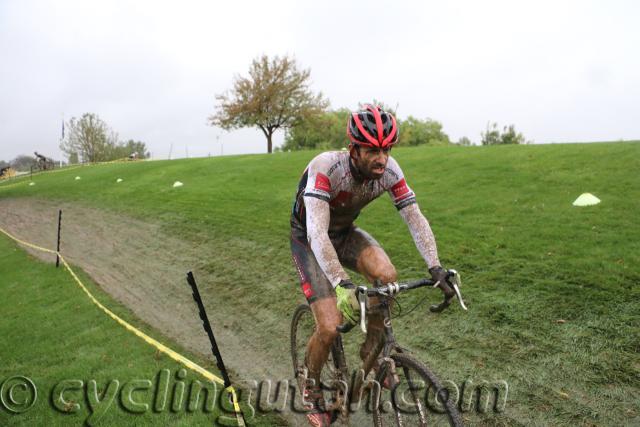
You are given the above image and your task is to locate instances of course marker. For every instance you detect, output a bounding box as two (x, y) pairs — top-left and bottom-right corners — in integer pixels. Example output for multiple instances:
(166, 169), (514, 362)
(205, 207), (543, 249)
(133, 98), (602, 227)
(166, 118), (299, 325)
(55, 210), (62, 268)
(573, 193), (600, 206)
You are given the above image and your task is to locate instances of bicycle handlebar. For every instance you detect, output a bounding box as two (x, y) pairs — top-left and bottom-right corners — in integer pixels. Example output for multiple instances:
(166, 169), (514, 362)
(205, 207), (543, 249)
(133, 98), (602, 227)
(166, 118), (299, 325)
(336, 269), (468, 334)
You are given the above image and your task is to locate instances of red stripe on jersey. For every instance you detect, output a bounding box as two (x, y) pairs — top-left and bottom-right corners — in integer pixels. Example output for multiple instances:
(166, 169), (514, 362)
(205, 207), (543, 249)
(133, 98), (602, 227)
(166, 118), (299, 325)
(390, 178), (410, 200)
(302, 282), (314, 299)
(315, 173), (331, 192)
(330, 191), (352, 207)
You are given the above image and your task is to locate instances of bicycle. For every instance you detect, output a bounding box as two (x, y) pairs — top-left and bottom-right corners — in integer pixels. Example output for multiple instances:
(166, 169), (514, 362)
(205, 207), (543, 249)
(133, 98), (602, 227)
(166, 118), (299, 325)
(290, 269), (467, 426)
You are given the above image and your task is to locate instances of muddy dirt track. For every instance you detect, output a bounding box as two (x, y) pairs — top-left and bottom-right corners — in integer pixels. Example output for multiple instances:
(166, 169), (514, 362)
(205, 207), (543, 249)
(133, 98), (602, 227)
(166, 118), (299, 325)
(1, 198), (393, 426)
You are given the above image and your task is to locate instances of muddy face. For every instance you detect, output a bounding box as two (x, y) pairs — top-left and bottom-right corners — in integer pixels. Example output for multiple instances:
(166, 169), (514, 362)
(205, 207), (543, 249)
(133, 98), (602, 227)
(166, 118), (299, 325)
(353, 146), (390, 180)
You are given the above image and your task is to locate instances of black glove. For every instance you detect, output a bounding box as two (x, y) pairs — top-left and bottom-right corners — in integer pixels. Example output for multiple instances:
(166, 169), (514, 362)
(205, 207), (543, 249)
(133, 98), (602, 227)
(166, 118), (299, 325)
(429, 266), (455, 299)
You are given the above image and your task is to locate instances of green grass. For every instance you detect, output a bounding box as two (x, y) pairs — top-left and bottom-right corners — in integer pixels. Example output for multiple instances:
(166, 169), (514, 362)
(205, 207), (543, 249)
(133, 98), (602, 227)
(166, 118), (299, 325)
(0, 235), (278, 426)
(1, 141), (639, 425)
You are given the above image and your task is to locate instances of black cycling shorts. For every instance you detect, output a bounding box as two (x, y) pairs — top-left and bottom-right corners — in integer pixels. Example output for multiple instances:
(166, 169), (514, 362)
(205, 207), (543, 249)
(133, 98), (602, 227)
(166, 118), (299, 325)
(290, 225), (381, 304)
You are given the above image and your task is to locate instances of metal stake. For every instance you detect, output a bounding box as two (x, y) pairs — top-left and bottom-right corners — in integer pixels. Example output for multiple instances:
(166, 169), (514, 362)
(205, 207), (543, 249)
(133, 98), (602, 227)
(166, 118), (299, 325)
(55, 210), (62, 267)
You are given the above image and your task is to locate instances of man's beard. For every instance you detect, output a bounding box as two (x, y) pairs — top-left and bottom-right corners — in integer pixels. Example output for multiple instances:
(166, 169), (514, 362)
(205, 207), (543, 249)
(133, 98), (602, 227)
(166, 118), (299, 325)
(359, 162), (385, 180)
(350, 153), (385, 181)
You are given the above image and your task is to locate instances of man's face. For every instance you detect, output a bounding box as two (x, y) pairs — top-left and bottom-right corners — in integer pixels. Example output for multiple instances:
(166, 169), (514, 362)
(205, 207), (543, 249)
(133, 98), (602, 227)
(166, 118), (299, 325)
(354, 145), (390, 180)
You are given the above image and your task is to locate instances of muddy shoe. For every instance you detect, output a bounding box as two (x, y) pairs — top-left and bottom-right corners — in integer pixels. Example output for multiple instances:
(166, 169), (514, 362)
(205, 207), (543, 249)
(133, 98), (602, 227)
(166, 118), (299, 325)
(302, 385), (332, 426)
(298, 369), (332, 426)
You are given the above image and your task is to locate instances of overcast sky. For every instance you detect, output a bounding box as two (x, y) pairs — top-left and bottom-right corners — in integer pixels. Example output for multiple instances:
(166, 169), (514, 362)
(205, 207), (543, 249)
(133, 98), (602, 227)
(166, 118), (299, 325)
(1, 0), (638, 161)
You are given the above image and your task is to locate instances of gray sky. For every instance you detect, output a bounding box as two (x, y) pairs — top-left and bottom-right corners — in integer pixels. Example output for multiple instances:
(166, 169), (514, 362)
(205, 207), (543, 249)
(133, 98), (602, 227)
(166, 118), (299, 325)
(1, 0), (638, 161)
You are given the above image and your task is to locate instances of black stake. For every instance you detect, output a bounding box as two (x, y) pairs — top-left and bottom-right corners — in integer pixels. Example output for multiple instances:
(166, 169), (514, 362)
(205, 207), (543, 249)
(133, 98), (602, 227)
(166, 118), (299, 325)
(55, 209), (62, 267)
(186, 271), (232, 387)
(186, 272), (247, 425)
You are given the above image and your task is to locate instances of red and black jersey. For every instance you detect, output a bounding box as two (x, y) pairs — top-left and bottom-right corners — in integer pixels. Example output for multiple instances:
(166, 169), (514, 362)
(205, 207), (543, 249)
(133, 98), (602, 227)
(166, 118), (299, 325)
(291, 151), (417, 235)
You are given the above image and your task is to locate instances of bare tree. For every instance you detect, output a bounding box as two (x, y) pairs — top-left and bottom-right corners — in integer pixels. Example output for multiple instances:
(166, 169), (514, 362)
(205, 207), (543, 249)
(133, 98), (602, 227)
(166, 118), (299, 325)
(209, 55), (329, 153)
(60, 113), (115, 162)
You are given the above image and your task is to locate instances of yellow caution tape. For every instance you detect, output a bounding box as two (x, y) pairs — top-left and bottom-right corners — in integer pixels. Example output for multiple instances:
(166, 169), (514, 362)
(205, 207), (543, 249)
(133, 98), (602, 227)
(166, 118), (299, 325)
(0, 227), (58, 254)
(0, 226), (245, 426)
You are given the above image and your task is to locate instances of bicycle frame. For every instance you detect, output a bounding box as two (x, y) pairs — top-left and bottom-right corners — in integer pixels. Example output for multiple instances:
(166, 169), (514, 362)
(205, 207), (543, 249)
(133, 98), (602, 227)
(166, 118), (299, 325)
(346, 293), (404, 410)
(324, 274), (466, 418)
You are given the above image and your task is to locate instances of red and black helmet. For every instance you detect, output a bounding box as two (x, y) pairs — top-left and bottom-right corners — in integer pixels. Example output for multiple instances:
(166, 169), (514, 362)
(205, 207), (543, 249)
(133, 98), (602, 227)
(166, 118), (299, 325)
(347, 104), (399, 149)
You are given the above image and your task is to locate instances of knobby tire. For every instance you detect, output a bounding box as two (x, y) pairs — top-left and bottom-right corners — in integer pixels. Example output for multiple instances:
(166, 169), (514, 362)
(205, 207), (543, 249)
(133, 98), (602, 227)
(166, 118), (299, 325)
(372, 353), (463, 427)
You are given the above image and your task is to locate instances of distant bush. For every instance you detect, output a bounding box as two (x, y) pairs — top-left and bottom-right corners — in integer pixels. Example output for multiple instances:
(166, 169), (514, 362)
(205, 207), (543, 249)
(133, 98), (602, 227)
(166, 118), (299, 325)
(481, 122), (530, 145)
(457, 136), (473, 146)
(282, 109), (350, 151)
(10, 155), (36, 171)
(109, 140), (150, 160)
(400, 116), (450, 146)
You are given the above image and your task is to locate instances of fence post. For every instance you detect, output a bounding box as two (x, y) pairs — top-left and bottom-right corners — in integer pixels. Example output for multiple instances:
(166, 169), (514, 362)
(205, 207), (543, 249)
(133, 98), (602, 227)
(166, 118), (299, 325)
(55, 210), (62, 267)
(186, 271), (247, 425)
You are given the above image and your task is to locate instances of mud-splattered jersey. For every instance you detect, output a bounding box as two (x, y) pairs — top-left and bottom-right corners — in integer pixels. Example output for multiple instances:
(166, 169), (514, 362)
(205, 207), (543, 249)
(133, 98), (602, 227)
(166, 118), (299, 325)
(291, 151), (417, 234)
(290, 151), (441, 287)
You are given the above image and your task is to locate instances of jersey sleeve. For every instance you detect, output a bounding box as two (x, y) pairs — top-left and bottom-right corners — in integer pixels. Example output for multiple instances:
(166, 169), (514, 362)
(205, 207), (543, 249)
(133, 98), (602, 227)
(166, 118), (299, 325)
(386, 157), (417, 210)
(301, 153), (349, 287)
(303, 154), (333, 202)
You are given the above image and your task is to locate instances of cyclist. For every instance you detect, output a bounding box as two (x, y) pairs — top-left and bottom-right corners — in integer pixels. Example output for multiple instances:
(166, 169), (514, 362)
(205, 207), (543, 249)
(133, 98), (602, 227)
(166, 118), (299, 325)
(290, 104), (454, 426)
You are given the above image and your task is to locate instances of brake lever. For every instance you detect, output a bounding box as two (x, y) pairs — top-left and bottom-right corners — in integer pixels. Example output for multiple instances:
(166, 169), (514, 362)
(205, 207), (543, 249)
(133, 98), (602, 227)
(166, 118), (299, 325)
(449, 269), (468, 311)
(335, 286), (370, 334)
(357, 286), (368, 333)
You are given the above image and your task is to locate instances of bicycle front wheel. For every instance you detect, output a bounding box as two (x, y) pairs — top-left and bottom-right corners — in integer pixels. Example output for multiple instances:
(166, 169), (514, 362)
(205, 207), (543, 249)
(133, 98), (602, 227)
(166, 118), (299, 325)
(372, 353), (463, 427)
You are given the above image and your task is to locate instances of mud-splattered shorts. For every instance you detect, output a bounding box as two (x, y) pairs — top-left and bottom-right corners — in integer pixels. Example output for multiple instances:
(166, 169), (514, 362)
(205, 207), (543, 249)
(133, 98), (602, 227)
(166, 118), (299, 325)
(290, 225), (380, 304)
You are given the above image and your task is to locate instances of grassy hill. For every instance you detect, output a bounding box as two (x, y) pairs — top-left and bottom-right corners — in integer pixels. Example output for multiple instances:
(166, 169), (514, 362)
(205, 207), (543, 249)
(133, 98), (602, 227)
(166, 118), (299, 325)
(1, 141), (639, 426)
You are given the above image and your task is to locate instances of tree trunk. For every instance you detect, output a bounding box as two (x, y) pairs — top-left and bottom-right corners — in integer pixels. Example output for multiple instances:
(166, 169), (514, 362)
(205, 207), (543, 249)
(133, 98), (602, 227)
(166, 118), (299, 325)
(267, 132), (273, 154)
